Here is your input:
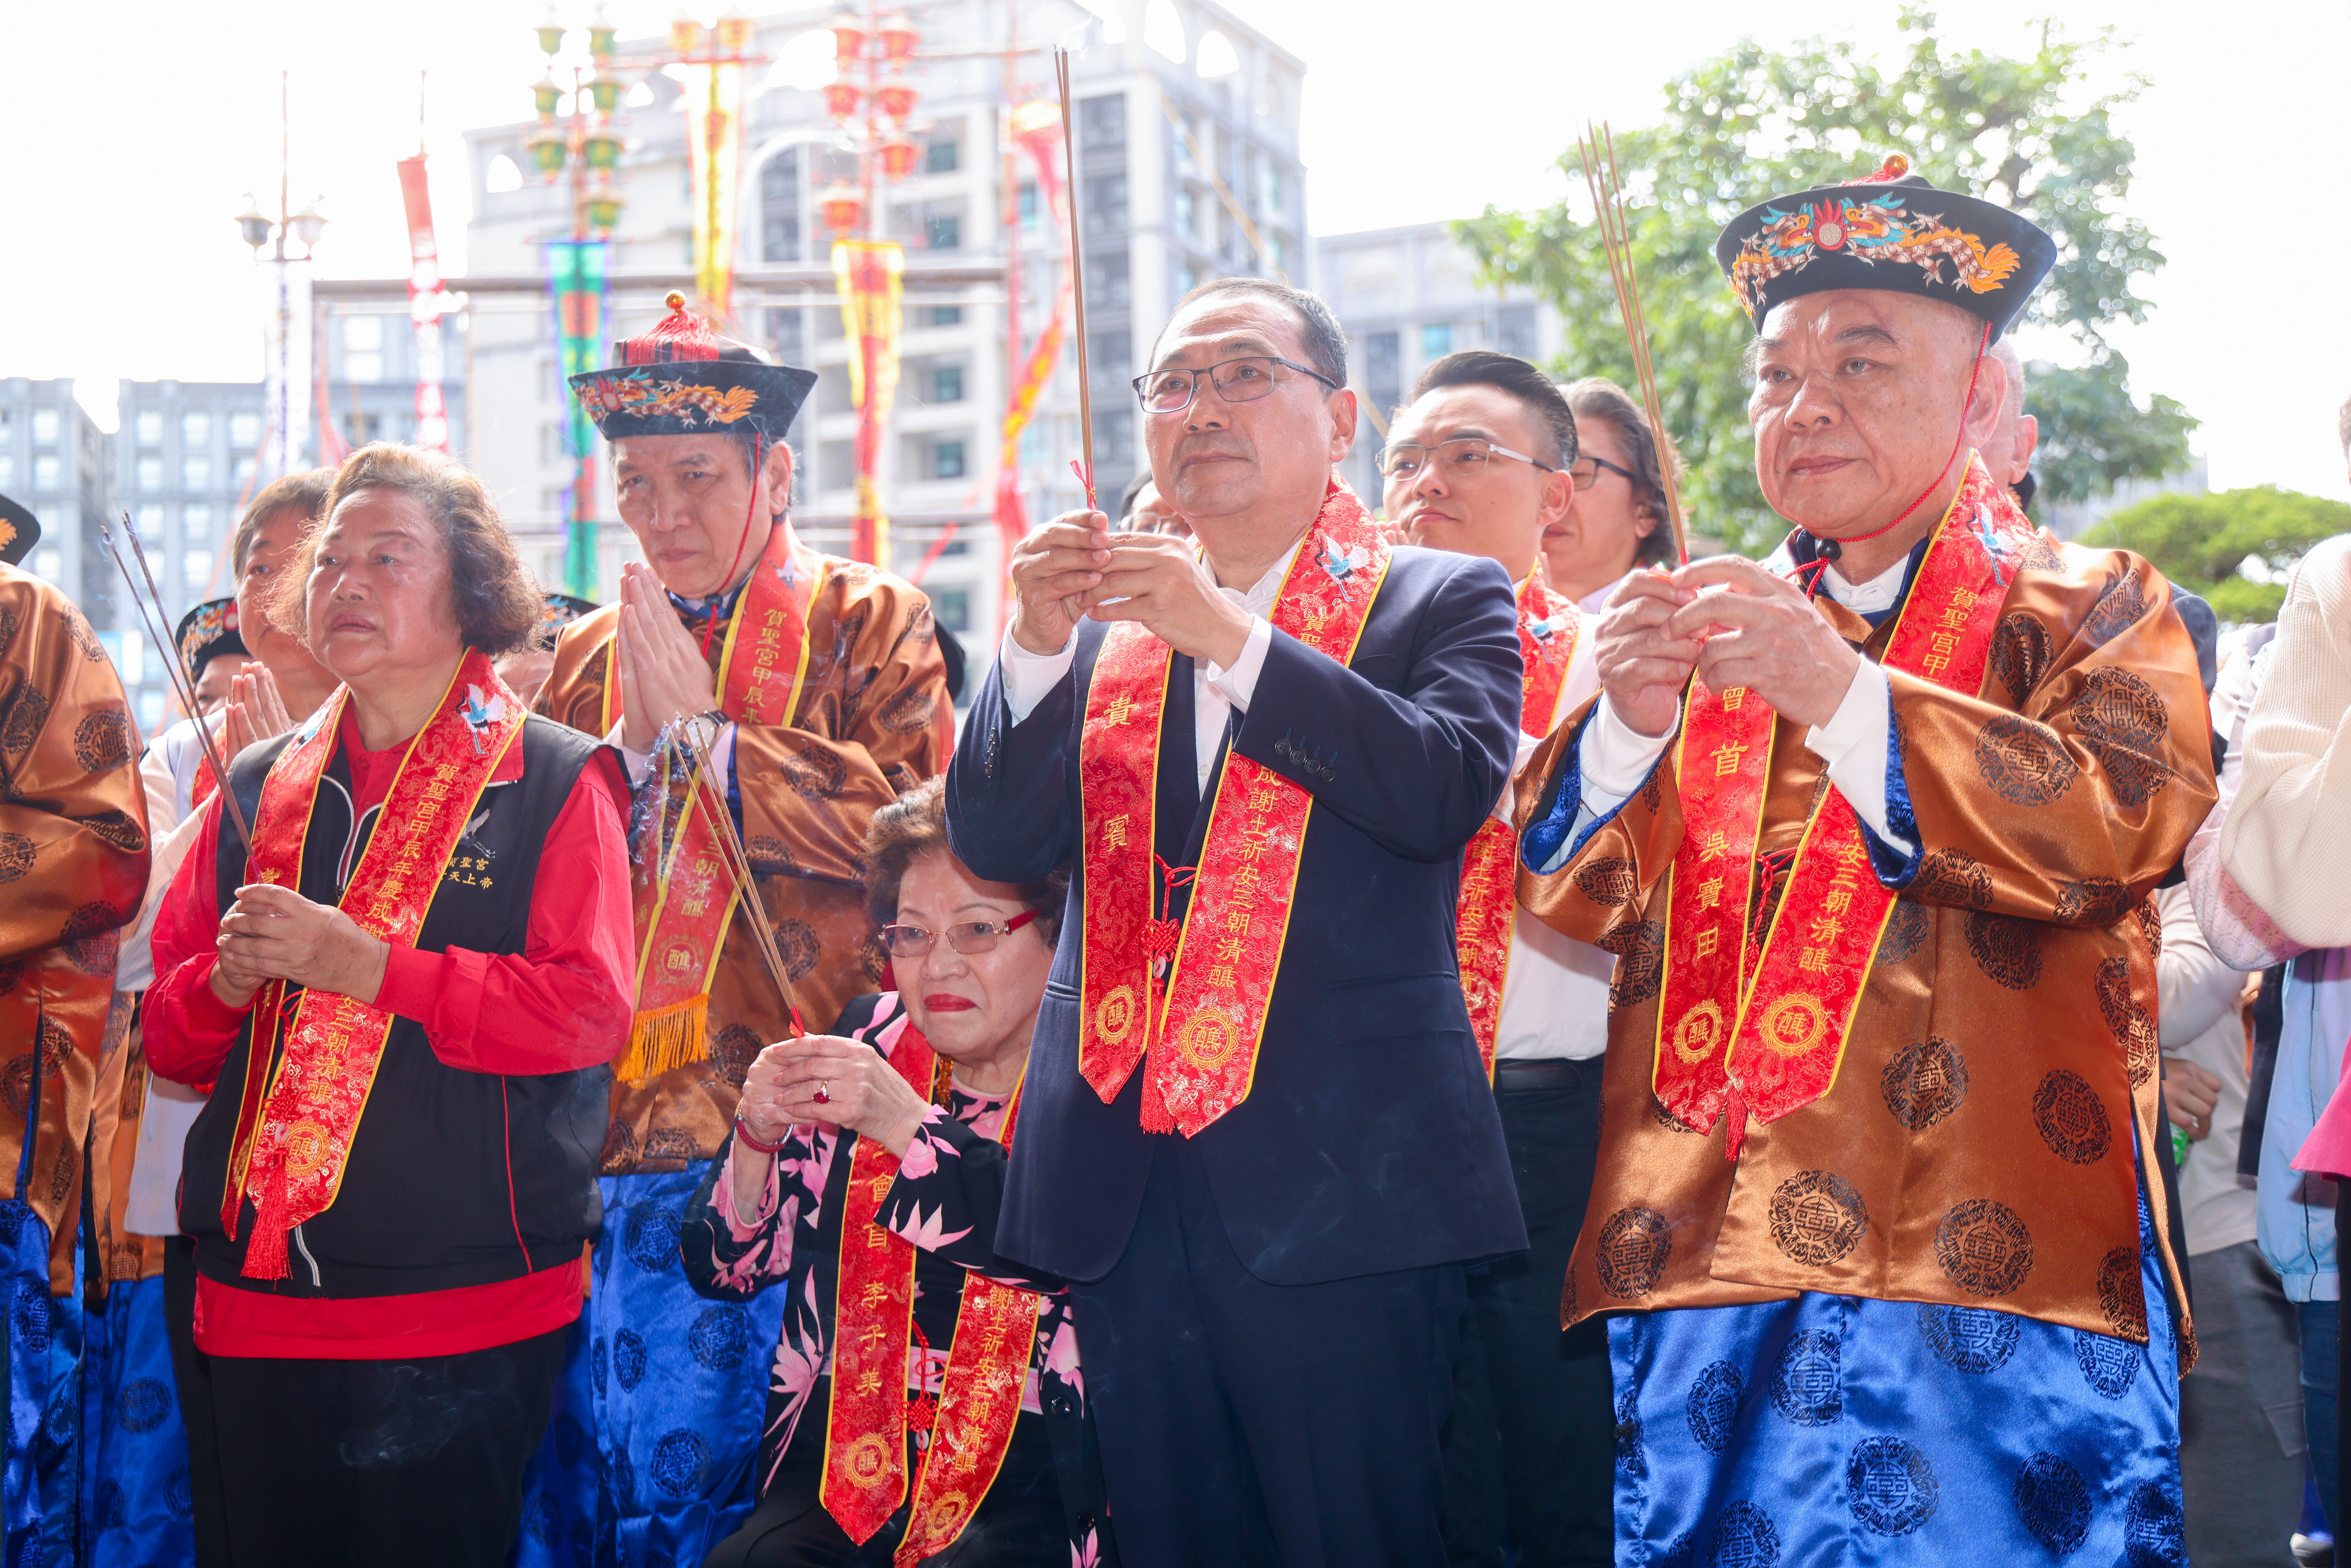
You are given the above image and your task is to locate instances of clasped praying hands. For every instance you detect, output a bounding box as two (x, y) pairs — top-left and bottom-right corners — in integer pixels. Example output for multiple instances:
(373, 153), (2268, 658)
(615, 560), (721, 755)
(1595, 556), (1862, 736)
(1008, 510), (1254, 671)
(210, 882), (391, 1010)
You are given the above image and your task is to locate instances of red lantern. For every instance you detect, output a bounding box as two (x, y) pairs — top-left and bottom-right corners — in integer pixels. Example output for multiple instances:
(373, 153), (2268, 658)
(878, 137), (920, 178)
(819, 185), (865, 232)
(877, 14), (918, 61)
(824, 82), (862, 121)
(875, 81), (917, 123)
(669, 15), (704, 55)
(831, 23), (867, 61)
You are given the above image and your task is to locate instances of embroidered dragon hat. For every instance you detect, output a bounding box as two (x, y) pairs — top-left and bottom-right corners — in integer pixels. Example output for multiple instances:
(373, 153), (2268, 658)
(1713, 154), (2057, 341)
(0, 491), (37, 567)
(174, 596), (245, 680)
(569, 292), (817, 444)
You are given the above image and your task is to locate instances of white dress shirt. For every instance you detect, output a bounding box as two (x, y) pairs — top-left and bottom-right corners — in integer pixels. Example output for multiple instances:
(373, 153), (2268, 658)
(999, 544), (1294, 793)
(1545, 551), (1914, 872)
(1494, 609), (1613, 1062)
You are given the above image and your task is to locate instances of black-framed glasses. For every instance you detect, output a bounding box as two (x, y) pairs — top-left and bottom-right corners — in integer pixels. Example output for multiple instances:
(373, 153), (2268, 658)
(1132, 355), (1341, 414)
(879, 909), (1041, 958)
(1570, 455), (1637, 491)
(1377, 436), (1557, 483)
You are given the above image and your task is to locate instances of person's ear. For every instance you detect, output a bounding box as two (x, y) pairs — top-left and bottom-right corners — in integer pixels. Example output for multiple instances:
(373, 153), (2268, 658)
(1326, 386), (1358, 464)
(760, 441), (797, 519)
(1536, 464), (1574, 530)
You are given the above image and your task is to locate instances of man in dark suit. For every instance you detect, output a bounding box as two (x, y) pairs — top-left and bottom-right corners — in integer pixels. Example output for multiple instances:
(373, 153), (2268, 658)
(945, 277), (1526, 1566)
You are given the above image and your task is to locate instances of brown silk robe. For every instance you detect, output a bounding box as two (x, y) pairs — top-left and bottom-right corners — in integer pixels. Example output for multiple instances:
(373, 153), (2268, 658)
(1514, 538), (2214, 1364)
(0, 565), (152, 1294)
(536, 554), (951, 1174)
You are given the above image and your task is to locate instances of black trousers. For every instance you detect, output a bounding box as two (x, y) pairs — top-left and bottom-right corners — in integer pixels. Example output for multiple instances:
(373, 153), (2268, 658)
(163, 1234), (232, 1568)
(1067, 1136), (1465, 1568)
(701, 1403), (1066, 1567)
(1440, 1061), (1613, 1567)
(201, 1322), (565, 1567)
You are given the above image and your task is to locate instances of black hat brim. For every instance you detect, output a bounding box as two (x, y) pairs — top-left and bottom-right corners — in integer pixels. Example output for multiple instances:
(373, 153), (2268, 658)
(0, 492), (39, 568)
(569, 362), (817, 444)
(1715, 178), (2057, 341)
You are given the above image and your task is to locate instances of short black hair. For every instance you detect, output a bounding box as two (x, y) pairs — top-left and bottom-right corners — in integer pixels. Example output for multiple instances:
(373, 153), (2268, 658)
(1156, 276), (1349, 391)
(1406, 351), (1579, 469)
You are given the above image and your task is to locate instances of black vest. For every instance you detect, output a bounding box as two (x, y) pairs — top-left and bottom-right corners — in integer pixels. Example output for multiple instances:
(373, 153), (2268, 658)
(180, 714), (612, 1298)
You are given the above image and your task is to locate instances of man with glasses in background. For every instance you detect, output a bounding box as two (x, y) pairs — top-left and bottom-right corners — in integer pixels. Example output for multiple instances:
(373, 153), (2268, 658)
(1382, 350), (1613, 1567)
(946, 277), (1525, 1567)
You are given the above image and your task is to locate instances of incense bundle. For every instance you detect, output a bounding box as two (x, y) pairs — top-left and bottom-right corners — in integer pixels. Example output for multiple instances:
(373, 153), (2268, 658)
(1053, 48), (1096, 512)
(103, 513), (253, 851)
(1575, 123), (1689, 565)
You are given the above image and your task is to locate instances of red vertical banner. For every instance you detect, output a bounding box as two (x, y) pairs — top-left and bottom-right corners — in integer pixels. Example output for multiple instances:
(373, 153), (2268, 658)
(833, 240), (904, 570)
(395, 155), (450, 453)
(994, 101), (1075, 623)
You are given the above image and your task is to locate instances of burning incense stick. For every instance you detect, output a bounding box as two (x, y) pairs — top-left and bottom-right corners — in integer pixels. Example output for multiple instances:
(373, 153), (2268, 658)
(1576, 123), (1689, 565)
(103, 514), (253, 851)
(1054, 47), (1096, 513)
(674, 725), (806, 1035)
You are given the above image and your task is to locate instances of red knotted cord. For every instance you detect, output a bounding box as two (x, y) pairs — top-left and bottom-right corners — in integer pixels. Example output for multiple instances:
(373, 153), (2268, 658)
(700, 430), (765, 660)
(1147, 856), (1197, 980)
(1782, 319), (1993, 595)
(1071, 459), (1097, 514)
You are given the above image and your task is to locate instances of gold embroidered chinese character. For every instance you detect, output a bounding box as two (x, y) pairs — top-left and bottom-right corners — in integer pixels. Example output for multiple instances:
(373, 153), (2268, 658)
(1697, 876), (1725, 910)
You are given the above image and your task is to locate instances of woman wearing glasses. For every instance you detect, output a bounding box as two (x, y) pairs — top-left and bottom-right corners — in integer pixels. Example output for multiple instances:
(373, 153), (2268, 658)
(1541, 377), (1686, 608)
(684, 777), (1112, 1568)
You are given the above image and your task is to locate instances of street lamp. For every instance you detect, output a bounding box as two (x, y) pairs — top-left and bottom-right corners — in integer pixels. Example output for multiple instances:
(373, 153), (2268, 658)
(231, 74), (327, 483)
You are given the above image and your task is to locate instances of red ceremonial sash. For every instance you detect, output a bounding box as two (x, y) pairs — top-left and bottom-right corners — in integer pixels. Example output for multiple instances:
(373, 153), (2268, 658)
(1653, 456), (2031, 1150)
(821, 1014), (1041, 1550)
(1457, 573), (1579, 1078)
(1077, 478), (1391, 1136)
(220, 650), (526, 1280)
(612, 527), (825, 1084)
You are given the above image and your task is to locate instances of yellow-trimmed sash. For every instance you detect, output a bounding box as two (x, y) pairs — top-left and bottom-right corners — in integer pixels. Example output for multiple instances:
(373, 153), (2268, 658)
(614, 527), (826, 1084)
(1654, 455), (2031, 1149)
(1457, 572), (1578, 1078)
(821, 1014), (1041, 1552)
(222, 649), (526, 1280)
(1078, 478), (1391, 1136)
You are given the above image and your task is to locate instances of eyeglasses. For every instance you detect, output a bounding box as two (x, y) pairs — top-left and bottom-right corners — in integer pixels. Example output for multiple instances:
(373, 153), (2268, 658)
(1132, 355), (1341, 414)
(1570, 455), (1637, 491)
(1378, 436), (1558, 483)
(878, 909), (1041, 958)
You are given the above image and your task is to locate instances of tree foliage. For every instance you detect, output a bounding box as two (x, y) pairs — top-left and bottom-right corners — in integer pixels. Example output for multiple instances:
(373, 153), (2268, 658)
(2079, 487), (2350, 623)
(1456, 9), (2198, 551)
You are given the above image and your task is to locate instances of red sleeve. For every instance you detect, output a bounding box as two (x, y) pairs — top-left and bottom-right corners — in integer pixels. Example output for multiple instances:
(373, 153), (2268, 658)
(373, 748), (635, 1076)
(145, 794), (244, 1092)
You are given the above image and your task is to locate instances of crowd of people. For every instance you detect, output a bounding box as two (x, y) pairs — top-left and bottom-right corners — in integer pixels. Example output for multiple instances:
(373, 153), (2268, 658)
(1, 152), (2348, 1568)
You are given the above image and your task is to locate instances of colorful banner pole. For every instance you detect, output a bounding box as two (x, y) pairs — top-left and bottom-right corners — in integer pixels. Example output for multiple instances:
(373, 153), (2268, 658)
(994, 101), (1074, 626)
(544, 238), (610, 600)
(395, 155), (450, 452)
(833, 239), (904, 570)
(682, 57), (748, 324)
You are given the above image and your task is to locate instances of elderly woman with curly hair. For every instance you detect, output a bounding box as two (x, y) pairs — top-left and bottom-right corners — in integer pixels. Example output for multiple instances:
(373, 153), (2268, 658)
(682, 777), (1116, 1568)
(145, 443), (635, 1566)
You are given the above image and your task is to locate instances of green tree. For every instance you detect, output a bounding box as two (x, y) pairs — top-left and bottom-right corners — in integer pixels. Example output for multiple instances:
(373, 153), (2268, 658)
(2078, 487), (2350, 622)
(1456, 9), (2197, 552)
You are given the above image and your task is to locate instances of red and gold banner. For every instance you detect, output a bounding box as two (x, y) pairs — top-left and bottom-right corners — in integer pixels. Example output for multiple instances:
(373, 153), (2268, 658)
(992, 100), (1076, 633)
(612, 525), (824, 1083)
(395, 154), (451, 453)
(835, 240), (905, 570)
(1457, 572), (1579, 1077)
(1654, 455), (2032, 1146)
(1079, 478), (1391, 1136)
(822, 1016), (1041, 1553)
(223, 650), (525, 1279)
(684, 57), (748, 323)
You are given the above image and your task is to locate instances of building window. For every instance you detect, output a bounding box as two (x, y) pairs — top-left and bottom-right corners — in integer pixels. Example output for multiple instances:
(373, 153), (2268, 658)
(229, 411), (261, 449)
(31, 455), (58, 492)
(184, 549), (214, 594)
(933, 364), (965, 403)
(1085, 174), (1128, 235)
(1091, 329), (1132, 375)
(925, 212), (961, 250)
(1265, 162), (1286, 213)
(184, 456), (212, 490)
(1018, 183), (1038, 231)
(138, 690), (165, 733)
(932, 440), (967, 480)
(1080, 93), (1126, 150)
(1497, 305), (1539, 359)
(31, 410), (57, 445)
(761, 149), (801, 263)
(926, 305), (963, 328)
(1421, 322), (1454, 360)
(0, 456), (11, 488)
(30, 548), (61, 582)
(924, 131), (960, 174)
(135, 410), (163, 446)
(1175, 187), (1196, 240)
(136, 504), (165, 544)
(183, 412), (212, 447)
(345, 316), (386, 383)
(234, 457), (256, 491)
(930, 588), (971, 632)
(184, 503), (213, 545)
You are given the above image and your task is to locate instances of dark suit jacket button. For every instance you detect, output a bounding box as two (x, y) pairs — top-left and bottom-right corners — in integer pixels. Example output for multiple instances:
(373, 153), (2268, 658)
(1047, 1393), (1074, 1418)
(1076, 1511), (1097, 1533)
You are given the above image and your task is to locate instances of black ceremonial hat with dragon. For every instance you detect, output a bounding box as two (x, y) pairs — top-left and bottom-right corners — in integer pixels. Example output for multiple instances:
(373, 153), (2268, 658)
(1714, 154), (2057, 340)
(569, 292), (817, 444)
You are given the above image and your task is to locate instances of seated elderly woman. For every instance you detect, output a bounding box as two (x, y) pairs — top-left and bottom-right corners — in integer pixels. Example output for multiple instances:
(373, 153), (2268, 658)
(685, 777), (1112, 1568)
(144, 443), (635, 1567)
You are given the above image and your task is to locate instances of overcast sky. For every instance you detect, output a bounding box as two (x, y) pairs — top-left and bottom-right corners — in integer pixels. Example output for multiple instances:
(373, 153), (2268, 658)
(5, 0), (2344, 501)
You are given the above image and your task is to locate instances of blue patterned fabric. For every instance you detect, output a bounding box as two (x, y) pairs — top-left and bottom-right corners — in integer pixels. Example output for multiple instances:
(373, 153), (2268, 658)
(0, 1197), (80, 1568)
(81, 1273), (191, 1566)
(1611, 1183), (2183, 1565)
(511, 1169), (785, 1568)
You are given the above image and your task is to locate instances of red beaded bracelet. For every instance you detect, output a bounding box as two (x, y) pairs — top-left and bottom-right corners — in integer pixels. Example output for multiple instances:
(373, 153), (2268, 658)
(734, 1119), (787, 1156)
